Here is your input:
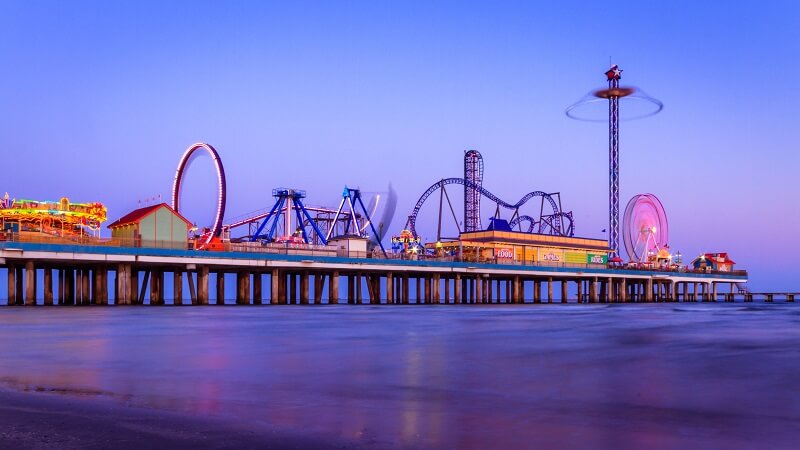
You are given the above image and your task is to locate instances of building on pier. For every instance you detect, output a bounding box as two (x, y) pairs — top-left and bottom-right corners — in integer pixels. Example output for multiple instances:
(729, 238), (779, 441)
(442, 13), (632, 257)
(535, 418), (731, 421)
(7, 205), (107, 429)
(428, 229), (610, 266)
(107, 203), (192, 249)
(691, 253), (736, 272)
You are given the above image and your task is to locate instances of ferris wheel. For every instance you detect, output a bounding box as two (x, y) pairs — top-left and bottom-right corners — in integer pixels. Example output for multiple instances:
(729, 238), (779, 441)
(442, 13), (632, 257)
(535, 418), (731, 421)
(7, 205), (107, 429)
(622, 193), (668, 262)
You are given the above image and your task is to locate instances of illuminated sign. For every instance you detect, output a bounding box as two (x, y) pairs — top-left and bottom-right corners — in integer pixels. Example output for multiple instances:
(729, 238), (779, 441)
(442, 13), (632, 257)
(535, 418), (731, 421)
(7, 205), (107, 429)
(538, 249), (562, 262)
(564, 252), (586, 264)
(496, 248), (514, 259)
(587, 254), (608, 265)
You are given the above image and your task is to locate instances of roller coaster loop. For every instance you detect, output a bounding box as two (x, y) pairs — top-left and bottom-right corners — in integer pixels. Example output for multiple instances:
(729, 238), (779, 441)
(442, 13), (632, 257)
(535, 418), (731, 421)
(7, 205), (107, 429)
(171, 143), (227, 249)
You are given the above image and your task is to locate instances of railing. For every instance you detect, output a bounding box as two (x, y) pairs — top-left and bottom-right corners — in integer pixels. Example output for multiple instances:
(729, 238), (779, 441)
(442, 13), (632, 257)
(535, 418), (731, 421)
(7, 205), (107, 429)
(0, 232), (749, 276)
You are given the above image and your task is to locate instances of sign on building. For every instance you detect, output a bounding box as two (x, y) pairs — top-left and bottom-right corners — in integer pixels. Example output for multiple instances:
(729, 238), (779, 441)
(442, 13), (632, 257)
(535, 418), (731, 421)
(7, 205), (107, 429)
(587, 253), (608, 265)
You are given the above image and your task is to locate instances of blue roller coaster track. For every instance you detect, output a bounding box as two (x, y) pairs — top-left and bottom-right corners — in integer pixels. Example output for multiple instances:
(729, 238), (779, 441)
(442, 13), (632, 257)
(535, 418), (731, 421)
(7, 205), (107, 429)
(406, 178), (575, 239)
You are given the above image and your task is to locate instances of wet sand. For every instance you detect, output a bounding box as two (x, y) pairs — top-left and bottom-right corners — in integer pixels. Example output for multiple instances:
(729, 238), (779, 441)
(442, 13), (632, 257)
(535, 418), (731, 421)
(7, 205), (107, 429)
(0, 388), (372, 449)
(1, 304), (798, 449)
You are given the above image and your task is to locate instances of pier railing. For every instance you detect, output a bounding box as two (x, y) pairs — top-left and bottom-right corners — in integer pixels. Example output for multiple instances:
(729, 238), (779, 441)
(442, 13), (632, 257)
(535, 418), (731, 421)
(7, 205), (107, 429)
(0, 231), (747, 276)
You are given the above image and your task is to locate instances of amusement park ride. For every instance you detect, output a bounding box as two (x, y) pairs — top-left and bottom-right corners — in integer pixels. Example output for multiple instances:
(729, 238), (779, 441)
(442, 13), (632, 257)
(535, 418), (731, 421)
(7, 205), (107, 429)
(169, 143), (395, 253)
(0, 194), (107, 238)
(621, 193), (678, 268)
(404, 150), (576, 245)
(567, 64), (663, 259)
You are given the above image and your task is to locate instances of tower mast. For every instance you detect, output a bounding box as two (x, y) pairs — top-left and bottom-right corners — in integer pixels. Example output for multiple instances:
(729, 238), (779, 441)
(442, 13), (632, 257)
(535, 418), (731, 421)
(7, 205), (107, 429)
(606, 65), (622, 258)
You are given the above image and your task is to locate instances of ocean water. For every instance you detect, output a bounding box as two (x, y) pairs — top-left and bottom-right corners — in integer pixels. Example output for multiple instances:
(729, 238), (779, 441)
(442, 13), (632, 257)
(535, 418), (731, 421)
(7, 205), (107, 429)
(0, 304), (798, 449)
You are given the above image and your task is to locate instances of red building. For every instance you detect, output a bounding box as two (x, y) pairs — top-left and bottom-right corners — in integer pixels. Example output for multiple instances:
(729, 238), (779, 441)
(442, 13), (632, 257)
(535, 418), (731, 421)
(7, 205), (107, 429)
(691, 252), (736, 272)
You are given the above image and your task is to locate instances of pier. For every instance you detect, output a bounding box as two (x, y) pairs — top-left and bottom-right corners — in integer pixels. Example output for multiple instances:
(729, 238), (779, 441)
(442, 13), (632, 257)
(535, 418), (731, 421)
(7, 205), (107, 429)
(0, 241), (752, 306)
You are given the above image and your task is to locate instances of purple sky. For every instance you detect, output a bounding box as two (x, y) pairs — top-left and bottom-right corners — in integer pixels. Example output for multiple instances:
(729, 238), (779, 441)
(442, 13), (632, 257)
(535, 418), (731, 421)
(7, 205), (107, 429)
(1, 1), (798, 290)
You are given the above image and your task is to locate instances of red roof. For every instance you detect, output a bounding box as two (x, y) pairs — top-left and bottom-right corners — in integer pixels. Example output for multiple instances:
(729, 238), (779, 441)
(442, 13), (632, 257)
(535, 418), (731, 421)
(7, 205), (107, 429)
(697, 252), (736, 265)
(107, 203), (192, 229)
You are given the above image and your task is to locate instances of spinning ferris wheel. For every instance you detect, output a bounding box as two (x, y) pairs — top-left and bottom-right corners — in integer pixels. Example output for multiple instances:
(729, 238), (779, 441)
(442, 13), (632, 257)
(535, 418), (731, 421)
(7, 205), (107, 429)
(622, 193), (668, 263)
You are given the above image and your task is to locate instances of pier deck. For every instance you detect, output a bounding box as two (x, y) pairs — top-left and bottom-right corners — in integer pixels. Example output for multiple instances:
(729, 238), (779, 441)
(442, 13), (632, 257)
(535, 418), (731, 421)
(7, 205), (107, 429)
(0, 241), (752, 305)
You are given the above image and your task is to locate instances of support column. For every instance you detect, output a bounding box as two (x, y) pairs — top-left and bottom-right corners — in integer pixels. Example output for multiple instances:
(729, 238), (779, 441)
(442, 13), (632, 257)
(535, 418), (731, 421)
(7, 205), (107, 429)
(82, 269), (90, 305)
(57, 269), (64, 305)
(24, 261), (35, 305)
(289, 273), (297, 304)
(355, 274), (362, 304)
(65, 270), (74, 305)
(424, 276), (431, 303)
(254, 273), (263, 305)
(43, 267), (53, 305)
(7, 265), (16, 306)
(454, 274), (461, 304)
(174, 270), (183, 305)
(198, 267), (209, 305)
(299, 272), (309, 305)
(93, 268), (102, 305)
(271, 269), (280, 305)
(116, 264), (127, 305)
(589, 278), (598, 303)
(402, 274), (409, 304)
(347, 274), (355, 304)
(128, 269), (138, 305)
(547, 278), (553, 303)
(100, 266), (110, 305)
(470, 278), (477, 304)
(561, 279), (568, 303)
(576, 279), (583, 303)
(216, 271), (225, 305)
(621, 278), (628, 303)
(237, 271), (251, 305)
(599, 279), (607, 303)
(330, 271), (339, 304)
(475, 276), (482, 304)
(314, 274), (323, 305)
(386, 273), (393, 305)
(444, 276), (450, 304)
(366, 274), (381, 305)
(150, 269), (160, 305)
(533, 280), (541, 304)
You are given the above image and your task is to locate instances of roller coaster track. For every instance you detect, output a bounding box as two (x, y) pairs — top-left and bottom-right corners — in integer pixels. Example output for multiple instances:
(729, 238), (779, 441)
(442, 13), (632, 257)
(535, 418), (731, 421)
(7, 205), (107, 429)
(407, 178), (573, 238)
(508, 215), (537, 233)
(507, 213), (576, 236)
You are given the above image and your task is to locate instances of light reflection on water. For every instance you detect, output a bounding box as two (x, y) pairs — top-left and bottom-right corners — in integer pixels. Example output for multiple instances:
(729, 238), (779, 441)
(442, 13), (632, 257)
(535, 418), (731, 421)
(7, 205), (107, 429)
(1, 304), (799, 449)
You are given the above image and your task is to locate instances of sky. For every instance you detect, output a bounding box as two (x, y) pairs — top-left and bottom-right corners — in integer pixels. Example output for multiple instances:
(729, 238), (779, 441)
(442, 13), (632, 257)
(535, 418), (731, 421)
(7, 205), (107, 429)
(0, 1), (798, 290)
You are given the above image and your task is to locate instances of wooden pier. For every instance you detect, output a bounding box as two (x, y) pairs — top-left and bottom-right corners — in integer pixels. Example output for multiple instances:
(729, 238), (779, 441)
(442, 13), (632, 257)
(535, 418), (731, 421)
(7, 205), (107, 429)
(0, 241), (756, 306)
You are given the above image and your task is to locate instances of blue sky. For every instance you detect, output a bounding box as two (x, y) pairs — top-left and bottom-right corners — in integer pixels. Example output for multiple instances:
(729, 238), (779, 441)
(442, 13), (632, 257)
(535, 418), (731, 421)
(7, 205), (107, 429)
(0, 1), (798, 289)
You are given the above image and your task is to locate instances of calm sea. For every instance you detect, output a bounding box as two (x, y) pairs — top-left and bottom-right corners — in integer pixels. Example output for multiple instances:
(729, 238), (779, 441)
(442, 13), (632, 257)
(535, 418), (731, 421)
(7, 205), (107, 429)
(1, 304), (798, 449)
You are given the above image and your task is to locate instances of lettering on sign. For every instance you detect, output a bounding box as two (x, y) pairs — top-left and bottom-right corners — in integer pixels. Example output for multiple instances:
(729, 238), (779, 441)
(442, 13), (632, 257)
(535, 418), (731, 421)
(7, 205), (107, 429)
(589, 255), (605, 264)
(496, 248), (514, 259)
(542, 252), (561, 262)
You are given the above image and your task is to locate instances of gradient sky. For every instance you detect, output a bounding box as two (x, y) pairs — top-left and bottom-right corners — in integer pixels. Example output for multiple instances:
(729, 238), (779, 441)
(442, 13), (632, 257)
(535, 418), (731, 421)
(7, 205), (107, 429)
(1, 1), (798, 290)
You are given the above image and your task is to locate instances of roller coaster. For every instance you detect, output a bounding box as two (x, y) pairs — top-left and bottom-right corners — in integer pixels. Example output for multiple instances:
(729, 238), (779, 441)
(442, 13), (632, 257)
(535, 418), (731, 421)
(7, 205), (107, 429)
(406, 151), (574, 240)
